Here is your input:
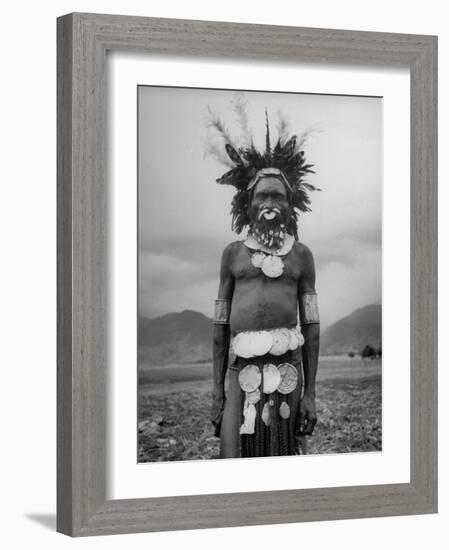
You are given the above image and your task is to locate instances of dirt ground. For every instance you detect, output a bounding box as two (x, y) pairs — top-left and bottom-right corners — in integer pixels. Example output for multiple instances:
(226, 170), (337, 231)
(138, 358), (381, 462)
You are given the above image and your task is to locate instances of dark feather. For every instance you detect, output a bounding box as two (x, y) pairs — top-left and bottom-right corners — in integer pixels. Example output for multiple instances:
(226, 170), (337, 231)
(216, 168), (238, 185)
(225, 144), (244, 165)
(300, 182), (321, 192)
(282, 135), (297, 156)
(265, 108), (272, 162)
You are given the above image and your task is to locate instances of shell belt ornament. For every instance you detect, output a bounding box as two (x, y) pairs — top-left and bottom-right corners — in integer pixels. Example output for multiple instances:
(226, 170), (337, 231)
(232, 326), (304, 359)
(235, 325), (303, 435)
(238, 362), (299, 434)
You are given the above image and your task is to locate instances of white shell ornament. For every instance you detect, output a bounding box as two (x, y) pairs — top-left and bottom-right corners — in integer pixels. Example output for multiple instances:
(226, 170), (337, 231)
(277, 363), (298, 395)
(240, 401), (257, 434)
(287, 329), (300, 351)
(238, 364), (261, 392)
(279, 401), (291, 419)
(262, 363), (281, 394)
(269, 328), (290, 356)
(248, 331), (273, 356)
(246, 388), (261, 405)
(261, 255), (284, 278)
(295, 327), (305, 346)
(232, 332), (253, 358)
(231, 333), (243, 357)
(261, 401), (271, 426)
(251, 252), (266, 269)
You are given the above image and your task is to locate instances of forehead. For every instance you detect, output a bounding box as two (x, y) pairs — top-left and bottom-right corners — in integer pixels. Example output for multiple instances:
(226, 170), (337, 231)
(253, 177), (287, 196)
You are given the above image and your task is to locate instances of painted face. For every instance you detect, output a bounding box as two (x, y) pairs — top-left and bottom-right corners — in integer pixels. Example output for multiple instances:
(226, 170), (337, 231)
(248, 177), (291, 249)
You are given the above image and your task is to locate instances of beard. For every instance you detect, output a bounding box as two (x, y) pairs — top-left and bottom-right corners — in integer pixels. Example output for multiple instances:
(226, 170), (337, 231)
(248, 206), (291, 250)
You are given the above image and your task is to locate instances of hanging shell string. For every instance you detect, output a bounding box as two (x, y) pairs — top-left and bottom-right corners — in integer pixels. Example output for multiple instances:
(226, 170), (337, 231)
(261, 363), (265, 455)
(257, 359), (262, 456)
(280, 395), (288, 455)
(270, 394), (277, 456)
(275, 392), (282, 456)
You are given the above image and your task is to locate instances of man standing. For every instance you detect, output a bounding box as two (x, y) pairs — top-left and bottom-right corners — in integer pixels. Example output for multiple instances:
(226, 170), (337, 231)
(209, 113), (320, 458)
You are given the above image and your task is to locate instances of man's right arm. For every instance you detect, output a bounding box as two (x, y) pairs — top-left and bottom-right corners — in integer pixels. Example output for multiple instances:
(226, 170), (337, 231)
(211, 244), (235, 437)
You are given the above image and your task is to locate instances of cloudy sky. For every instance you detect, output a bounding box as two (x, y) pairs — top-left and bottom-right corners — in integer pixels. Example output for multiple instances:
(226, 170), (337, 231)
(138, 86), (382, 330)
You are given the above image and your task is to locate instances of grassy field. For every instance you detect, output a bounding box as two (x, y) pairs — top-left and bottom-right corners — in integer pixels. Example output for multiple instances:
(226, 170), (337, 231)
(138, 357), (381, 462)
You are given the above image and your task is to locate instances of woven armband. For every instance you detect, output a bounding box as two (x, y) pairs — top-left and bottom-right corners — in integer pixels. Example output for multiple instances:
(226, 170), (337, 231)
(299, 293), (320, 325)
(214, 299), (231, 325)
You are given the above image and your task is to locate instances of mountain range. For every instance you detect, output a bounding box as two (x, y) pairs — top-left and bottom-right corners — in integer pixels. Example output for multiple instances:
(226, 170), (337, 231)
(138, 304), (381, 365)
(138, 310), (213, 366)
(319, 304), (381, 355)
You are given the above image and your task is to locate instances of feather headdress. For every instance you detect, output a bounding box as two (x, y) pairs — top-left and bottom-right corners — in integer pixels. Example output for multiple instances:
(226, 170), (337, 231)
(206, 103), (320, 239)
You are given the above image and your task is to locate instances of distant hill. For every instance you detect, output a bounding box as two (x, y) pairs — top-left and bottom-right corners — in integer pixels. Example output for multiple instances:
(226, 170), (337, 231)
(139, 304), (382, 365)
(139, 310), (213, 366)
(320, 304), (381, 355)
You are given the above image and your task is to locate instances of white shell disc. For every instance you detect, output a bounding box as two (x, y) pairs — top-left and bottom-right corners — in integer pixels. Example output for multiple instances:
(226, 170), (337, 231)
(251, 252), (266, 268)
(287, 329), (300, 351)
(261, 255), (284, 278)
(261, 402), (271, 426)
(262, 363), (281, 394)
(248, 331), (273, 356)
(232, 332), (253, 358)
(277, 363), (298, 395)
(231, 333), (242, 356)
(246, 388), (261, 405)
(279, 401), (291, 419)
(269, 328), (290, 356)
(296, 327), (305, 346)
(238, 364), (261, 392)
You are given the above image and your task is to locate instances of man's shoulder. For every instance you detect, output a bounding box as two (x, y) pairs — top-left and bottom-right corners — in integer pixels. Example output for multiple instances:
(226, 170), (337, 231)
(222, 240), (245, 257)
(292, 240), (314, 258)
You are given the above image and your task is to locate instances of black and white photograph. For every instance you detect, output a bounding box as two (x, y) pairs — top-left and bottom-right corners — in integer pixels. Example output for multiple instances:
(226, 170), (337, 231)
(137, 86), (382, 462)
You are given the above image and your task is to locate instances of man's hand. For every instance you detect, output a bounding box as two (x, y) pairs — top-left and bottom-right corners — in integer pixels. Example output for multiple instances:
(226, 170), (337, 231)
(210, 388), (226, 437)
(296, 393), (317, 436)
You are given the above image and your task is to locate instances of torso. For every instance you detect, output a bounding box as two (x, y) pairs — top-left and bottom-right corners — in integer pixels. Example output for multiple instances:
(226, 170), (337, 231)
(229, 240), (303, 334)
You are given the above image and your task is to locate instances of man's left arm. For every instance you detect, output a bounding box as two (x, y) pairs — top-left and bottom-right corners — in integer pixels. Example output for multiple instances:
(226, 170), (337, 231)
(297, 246), (320, 436)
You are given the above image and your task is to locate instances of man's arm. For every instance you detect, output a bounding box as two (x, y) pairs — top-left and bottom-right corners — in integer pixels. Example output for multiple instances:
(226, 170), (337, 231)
(210, 244), (235, 437)
(297, 245), (320, 436)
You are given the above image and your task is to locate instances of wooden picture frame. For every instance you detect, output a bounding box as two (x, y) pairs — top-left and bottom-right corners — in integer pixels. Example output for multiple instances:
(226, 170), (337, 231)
(57, 12), (437, 536)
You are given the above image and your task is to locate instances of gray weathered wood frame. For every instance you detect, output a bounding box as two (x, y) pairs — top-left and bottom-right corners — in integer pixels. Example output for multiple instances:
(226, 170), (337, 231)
(57, 12), (438, 537)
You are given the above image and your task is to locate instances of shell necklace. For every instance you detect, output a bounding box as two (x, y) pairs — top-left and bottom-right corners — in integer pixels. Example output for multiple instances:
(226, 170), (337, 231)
(244, 232), (295, 279)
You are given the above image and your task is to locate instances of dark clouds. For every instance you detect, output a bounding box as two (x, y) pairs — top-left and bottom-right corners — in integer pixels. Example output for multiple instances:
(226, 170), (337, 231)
(313, 226), (382, 270)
